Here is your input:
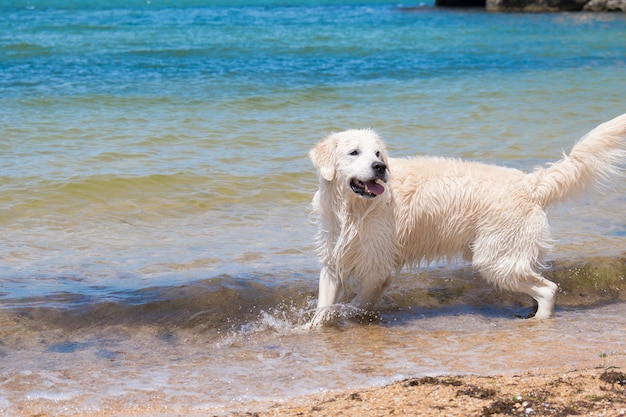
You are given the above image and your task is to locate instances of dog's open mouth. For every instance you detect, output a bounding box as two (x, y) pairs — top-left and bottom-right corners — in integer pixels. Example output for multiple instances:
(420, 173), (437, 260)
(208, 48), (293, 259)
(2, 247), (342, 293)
(350, 179), (385, 198)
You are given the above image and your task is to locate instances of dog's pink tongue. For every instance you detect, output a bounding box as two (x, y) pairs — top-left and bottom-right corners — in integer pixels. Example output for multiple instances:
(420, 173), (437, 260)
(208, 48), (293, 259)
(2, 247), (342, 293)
(365, 181), (384, 196)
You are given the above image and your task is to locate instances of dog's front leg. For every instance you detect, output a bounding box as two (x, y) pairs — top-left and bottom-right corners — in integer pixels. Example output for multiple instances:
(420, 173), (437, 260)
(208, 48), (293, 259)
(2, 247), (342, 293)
(316, 266), (343, 309)
(306, 266), (343, 329)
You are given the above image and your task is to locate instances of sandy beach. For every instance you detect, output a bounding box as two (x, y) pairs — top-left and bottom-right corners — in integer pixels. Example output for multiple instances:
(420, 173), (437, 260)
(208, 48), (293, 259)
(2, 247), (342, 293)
(218, 366), (626, 417)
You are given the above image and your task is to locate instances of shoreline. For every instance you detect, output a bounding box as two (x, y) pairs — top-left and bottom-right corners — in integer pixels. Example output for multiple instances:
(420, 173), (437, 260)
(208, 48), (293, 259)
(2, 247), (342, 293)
(220, 366), (626, 417)
(13, 365), (626, 416)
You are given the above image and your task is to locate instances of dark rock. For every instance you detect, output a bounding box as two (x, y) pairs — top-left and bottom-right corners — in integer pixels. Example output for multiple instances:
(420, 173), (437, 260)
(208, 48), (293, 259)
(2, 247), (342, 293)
(436, 0), (486, 7)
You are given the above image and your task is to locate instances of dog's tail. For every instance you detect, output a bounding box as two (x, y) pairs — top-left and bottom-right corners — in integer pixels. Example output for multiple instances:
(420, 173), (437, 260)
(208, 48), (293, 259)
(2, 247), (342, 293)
(527, 113), (626, 207)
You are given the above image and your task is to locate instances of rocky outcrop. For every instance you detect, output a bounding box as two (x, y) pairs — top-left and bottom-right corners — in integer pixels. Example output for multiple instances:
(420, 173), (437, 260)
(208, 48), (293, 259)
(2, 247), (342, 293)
(583, 0), (626, 10)
(486, 0), (583, 11)
(435, 0), (626, 10)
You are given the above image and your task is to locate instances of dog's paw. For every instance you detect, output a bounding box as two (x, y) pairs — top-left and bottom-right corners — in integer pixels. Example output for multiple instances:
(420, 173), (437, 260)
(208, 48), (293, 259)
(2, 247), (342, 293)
(303, 307), (338, 330)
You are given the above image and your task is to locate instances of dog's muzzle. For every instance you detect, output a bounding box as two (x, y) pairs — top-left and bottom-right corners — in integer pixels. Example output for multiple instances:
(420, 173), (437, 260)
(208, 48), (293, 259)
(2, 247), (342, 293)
(350, 161), (388, 198)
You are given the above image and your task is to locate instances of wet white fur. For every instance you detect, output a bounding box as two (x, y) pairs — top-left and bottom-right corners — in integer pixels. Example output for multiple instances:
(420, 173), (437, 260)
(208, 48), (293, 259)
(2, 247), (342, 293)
(308, 113), (626, 327)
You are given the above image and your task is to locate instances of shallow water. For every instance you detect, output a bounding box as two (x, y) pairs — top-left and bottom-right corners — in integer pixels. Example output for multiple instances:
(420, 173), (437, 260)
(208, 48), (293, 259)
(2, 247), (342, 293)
(2, 290), (626, 416)
(1, 1), (626, 415)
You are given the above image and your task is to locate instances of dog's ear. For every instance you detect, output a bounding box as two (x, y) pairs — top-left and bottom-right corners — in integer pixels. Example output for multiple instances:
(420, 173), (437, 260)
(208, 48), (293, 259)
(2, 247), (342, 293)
(309, 134), (337, 181)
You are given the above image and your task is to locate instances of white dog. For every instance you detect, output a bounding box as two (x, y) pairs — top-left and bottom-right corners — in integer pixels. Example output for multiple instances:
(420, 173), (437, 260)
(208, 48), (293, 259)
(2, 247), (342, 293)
(308, 113), (626, 326)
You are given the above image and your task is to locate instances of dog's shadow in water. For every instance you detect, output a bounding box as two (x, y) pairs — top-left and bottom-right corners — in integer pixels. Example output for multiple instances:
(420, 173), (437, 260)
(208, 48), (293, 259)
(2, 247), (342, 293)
(379, 302), (538, 327)
(319, 285), (541, 329)
(337, 305), (536, 329)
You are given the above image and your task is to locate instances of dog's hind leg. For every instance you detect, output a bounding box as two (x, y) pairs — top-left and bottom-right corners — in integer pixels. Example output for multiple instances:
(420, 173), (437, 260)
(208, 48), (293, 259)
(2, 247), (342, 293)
(477, 262), (558, 319)
(473, 209), (557, 318)
(508, 272), (558, 319)
(473, 241), (557, 319)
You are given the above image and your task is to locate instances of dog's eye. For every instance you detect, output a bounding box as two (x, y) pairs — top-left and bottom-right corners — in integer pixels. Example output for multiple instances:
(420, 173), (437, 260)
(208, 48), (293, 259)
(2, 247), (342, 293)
(376, 151), (381, 158)
(349, 150), (359, 156)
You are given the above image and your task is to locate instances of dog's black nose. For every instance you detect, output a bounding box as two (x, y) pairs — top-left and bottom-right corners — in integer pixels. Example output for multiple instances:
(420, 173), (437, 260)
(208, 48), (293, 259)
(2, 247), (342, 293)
(372, 161), (387, 179)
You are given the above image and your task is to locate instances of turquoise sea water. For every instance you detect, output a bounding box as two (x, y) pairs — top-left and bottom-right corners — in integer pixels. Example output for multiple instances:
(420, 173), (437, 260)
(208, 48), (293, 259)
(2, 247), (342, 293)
(1, 2), (626, 415)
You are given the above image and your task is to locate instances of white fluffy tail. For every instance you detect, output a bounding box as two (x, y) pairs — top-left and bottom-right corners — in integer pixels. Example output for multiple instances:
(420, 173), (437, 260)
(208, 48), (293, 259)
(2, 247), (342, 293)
(528, 113), (626, 207)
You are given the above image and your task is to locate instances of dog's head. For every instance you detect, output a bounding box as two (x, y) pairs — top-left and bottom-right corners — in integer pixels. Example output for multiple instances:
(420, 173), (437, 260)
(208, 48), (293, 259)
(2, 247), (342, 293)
(309, 129), (390, 199)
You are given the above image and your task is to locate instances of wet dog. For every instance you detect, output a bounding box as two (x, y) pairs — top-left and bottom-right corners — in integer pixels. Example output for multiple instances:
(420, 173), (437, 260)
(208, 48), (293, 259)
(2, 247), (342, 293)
(308, 113), (626, 327)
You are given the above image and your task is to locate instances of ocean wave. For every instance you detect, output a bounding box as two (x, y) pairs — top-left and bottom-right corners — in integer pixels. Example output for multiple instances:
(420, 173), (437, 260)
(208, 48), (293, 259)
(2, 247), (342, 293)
(0, 171), (314, 220)
(2, 257), (624, 338)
